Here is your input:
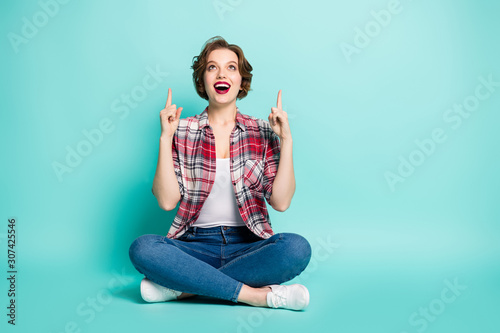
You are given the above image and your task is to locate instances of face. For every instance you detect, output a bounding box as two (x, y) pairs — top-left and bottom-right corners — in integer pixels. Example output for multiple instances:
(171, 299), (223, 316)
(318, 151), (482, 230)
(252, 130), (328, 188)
(203, 48), (242, 106)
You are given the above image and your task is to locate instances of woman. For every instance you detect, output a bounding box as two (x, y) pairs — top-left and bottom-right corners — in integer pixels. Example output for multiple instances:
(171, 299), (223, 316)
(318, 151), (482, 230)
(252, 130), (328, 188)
(129, 36), (312, 310)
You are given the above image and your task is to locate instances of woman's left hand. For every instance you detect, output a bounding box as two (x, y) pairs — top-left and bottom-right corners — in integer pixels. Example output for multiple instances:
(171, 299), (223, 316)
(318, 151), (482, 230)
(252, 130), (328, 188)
(269, 90), (292, 141)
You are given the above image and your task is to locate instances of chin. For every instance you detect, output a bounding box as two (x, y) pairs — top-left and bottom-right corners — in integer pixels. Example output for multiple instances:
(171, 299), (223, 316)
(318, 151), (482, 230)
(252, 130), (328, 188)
(211, 93), (237, 104)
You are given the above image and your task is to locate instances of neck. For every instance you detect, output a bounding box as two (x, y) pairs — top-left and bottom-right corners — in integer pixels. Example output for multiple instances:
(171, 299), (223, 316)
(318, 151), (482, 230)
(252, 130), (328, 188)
(207, 102), (237, 125)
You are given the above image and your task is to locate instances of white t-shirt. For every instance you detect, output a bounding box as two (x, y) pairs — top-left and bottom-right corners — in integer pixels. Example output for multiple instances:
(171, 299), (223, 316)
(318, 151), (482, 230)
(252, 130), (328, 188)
(191, 158), (246, 228)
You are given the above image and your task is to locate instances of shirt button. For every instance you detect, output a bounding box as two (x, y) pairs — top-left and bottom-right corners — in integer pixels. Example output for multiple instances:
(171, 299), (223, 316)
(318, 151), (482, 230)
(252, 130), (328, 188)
(223, 226), (228, 230)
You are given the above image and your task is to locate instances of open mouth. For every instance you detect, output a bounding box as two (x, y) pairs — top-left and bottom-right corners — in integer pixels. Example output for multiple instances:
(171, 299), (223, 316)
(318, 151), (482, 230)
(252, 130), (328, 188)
(214, 81), (230, 94)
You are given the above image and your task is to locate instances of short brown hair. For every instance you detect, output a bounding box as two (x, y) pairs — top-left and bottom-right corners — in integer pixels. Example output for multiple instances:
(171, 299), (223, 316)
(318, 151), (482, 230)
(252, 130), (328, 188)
(191, 36), (253, 100)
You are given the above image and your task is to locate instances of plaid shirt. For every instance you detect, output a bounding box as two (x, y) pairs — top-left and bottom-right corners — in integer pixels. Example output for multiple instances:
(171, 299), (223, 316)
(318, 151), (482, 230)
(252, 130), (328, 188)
(166, 107), (281, 240)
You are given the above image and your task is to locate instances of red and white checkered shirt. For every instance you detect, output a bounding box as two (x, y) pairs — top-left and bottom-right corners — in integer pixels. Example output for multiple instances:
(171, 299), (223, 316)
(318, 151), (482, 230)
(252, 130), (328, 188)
(166, 107), (281, 240)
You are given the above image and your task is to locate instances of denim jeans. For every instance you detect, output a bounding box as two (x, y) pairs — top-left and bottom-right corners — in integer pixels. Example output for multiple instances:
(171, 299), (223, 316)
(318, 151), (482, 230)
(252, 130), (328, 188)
(129, 226), (312, 303)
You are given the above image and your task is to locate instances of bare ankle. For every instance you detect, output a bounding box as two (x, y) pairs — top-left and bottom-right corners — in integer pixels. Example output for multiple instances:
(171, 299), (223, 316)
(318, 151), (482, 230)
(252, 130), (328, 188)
(237, 285), (270, 307)
(177, 292), (195, 300)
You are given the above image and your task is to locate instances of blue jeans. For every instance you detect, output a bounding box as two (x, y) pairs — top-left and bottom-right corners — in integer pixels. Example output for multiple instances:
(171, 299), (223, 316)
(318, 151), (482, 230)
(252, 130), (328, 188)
(129, 226), (312, 303)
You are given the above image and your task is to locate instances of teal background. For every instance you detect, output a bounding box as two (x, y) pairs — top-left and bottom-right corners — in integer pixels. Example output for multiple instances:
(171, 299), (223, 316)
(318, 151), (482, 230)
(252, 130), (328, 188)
(1, 0), (499, 332)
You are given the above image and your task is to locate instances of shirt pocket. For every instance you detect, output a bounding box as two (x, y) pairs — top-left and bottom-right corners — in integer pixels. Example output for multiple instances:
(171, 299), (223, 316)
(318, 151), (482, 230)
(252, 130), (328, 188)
(243, 159), (264, 192)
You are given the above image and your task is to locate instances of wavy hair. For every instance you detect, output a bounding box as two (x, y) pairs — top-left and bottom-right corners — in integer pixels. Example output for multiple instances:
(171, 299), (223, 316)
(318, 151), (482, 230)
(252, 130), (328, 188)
(191, 36), (253, 100)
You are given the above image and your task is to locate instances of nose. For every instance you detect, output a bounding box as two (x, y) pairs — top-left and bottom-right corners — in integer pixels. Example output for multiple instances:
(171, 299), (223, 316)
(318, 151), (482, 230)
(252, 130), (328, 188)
(217, 68), (226, 79)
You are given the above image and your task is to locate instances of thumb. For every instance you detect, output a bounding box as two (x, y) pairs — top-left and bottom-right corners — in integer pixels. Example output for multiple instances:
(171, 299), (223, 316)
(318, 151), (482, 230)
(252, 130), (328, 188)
(175, 107), (183, 120)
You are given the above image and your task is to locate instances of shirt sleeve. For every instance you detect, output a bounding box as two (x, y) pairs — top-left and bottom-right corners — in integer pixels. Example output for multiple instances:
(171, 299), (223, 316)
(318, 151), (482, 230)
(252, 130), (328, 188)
(171, 133), (185, 198)
(263, 129), (281, 203)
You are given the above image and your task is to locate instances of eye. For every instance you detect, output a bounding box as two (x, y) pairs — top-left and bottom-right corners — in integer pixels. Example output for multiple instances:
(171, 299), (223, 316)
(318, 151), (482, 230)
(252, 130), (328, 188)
(208, 64), (216, 70)
(229, 65), (237, 70)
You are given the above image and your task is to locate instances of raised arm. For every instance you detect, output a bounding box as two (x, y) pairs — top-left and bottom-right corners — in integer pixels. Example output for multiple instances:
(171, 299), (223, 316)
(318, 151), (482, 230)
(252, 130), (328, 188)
(268, 90), (295, 212)
(152, 88), (183, 211)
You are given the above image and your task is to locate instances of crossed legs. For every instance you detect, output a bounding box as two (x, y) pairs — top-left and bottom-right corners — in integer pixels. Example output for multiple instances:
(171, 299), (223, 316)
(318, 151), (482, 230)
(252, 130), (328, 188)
(129, 232), (311, 306)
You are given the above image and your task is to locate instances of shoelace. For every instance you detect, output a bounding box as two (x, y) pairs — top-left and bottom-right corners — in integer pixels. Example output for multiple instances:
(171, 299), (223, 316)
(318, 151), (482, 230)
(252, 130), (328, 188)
(270, 288), (287, 308)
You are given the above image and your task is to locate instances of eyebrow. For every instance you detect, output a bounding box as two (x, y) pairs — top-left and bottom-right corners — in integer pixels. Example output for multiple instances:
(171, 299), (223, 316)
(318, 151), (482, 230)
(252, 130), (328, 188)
(207, 60), (238, 65)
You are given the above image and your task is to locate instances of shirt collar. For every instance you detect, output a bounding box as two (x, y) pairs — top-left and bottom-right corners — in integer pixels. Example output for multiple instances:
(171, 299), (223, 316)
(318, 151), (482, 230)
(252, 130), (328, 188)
(199, 106), (247, 132)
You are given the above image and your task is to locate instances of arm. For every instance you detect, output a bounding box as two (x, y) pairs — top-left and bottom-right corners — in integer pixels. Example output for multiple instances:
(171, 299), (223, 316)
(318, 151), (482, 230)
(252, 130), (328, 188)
(268, 90), (295, 212)
(268, 137), (295, 212)
(152, 88), (183, 211)
(152, 136), (181, 211)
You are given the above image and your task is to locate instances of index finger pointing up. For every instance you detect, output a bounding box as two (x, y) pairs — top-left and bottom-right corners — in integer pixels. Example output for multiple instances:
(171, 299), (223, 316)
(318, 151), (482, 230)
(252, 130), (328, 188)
(277, 89), (282, 110)
(165, 88), (172, 108)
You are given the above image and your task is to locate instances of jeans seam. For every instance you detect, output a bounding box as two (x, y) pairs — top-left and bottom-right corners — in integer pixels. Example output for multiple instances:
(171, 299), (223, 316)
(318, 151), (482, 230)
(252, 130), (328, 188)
(232, 281), (243, 303)
(192, 232), (221, 236)
(173, 242), (220, 259)
(218, 234), (282, 271)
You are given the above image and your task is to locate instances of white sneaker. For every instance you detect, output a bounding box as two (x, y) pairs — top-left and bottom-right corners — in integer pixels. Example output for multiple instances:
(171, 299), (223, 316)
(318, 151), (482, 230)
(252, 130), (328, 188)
(266, 284), (310, 310)
(140, 278), (182, 303)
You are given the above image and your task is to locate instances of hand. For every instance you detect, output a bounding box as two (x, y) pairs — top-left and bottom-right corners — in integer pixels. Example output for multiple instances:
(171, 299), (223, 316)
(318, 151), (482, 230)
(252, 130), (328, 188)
(160, 88), (183, 139)
(268, 90), (291, 141)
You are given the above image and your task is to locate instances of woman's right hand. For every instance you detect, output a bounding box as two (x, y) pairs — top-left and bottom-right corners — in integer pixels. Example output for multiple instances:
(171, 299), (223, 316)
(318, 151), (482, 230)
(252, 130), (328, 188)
(160, 88), (183, 139)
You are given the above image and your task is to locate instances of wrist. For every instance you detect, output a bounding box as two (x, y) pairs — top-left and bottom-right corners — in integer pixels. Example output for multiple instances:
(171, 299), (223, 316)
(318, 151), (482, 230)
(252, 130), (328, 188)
(280, 136), (293, 145)
(160, 134), (173, 144)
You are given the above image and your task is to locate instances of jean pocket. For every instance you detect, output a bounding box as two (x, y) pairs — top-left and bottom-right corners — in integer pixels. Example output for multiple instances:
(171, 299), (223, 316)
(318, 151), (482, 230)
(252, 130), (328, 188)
(243, 159), (264, 191)
(178, 229), (194, 242)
